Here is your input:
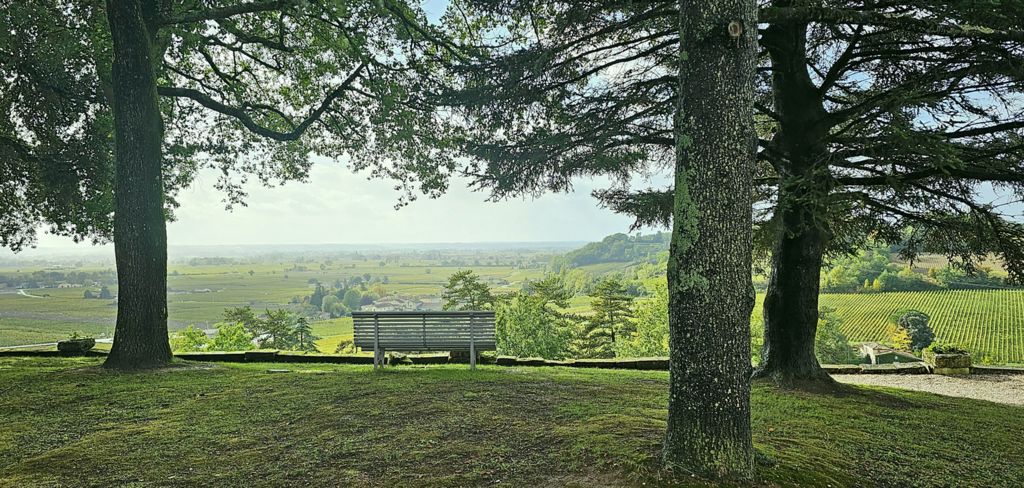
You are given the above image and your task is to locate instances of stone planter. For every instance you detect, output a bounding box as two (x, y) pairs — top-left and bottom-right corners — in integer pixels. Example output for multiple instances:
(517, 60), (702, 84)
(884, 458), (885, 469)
(923, 349), (971, 375)
(57, 338), (95, 355)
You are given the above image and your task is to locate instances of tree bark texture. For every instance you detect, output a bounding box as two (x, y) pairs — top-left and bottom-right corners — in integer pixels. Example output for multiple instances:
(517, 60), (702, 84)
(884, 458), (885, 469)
(663, 0), (757, 479)
(752, 5), (835, 386)
(103, 0), (172, 369)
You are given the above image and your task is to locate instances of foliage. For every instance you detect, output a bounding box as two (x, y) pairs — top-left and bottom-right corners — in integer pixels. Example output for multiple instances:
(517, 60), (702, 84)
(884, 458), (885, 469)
(342, 289), (363, 311)
(495, 275), (576, 359)
(888, 325), (914, 352)
(925, 343), (969, 355)
(929, 266), (1007, 290)
(0, 1), (114, 251)
(873, 267), (941, 292)
(495, 290), (575, 360)
(169, 325), (209, 353)
(219, 306), (318, 352)
(334, 338), (358, 354)
(207, 322), (255, 352)
(890, 310), (936, 352)
(615, 282), (668, 358)
(292, 317), (319, 353)
(820, 244), (945, 293)
(309, 284), (328, 310)
(551, 233), (670, 270)
(573, 277), (635, 358)
(98, 286), (112, 300)
(1, 0), (462, 251)
(815, 307), (858, 364)
(442, 270), (495, 311)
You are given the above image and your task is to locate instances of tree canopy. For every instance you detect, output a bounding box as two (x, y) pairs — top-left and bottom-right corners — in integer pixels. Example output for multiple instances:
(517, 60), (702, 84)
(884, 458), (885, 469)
(431, 0), (1024, 385)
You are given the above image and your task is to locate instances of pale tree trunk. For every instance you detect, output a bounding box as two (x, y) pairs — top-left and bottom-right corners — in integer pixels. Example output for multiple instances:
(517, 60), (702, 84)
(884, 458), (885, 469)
(663, 0), (757, 479)
(103, 0), (172, 369)
(752, 8), (835, 386)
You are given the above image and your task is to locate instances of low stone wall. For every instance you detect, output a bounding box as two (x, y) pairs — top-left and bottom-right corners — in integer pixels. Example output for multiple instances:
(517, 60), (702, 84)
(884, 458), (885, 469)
(494, 356), (669, 370)
(971, 364), (1024, 375)
(2, 348), (1022, 375)
(174, 351), (376, 365)
(0, 350), (108, 358)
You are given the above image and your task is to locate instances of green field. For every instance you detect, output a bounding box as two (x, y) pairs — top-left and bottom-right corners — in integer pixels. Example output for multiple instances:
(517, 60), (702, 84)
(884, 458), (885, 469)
(827, 290), (1024, 364)
(0, 256), (547, 349)
(2, 357), (1023, 487)
(750, 290), (1024, 364)
(4, 255), (1024, 364)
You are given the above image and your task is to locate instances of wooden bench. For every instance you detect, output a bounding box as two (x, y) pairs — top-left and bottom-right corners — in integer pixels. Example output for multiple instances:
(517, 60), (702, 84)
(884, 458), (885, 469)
(352, 311), (496, 369)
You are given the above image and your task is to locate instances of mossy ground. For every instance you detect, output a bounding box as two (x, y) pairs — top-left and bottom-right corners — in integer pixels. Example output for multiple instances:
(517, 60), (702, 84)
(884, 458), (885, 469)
(1, 357), (1022, 487)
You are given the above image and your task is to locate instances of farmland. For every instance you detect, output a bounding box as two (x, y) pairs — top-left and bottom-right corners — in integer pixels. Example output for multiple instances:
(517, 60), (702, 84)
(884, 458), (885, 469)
(0, 249), (555, 351)
(3, 246), (1024, 364)
(749, 290), (1024, 365)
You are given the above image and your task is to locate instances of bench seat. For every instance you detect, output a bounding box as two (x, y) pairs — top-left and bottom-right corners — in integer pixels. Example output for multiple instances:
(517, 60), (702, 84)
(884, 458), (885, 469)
(353, 311), (496, 369)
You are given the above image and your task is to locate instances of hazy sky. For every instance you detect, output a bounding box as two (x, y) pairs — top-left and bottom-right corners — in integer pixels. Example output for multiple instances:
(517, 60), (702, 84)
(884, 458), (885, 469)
(18, 0), (655, 252)
(28, 159), (653, 249)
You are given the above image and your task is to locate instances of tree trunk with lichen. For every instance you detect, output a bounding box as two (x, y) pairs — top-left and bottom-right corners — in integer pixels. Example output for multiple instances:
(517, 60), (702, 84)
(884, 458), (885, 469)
(662, 0), (757, 479)
(752, 7), (835, 387)
(103, 0), (172, 369)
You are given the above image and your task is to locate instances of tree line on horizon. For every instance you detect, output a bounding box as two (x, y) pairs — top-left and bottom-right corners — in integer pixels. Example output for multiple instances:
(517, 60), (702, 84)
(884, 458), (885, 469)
(3, 0), (1023, 480)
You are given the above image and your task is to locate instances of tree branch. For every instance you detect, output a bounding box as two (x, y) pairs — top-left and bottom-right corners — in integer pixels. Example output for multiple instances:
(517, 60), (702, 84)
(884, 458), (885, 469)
(760, 6), (1024, 43)
(157, 63), (366, 141)
(160, 0), (298, 26)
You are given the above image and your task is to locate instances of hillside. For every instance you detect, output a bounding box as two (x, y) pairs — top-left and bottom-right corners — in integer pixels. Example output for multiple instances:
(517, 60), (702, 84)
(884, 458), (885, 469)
(555, 232), (670, 269)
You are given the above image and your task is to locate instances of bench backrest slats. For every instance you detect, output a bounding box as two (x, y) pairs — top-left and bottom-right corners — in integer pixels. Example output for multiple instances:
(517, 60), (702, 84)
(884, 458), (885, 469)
(352, 311), (496, 352)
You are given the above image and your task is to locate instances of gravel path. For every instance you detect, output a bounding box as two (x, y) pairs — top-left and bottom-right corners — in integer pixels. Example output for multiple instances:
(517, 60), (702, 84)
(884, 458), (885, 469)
(833, 374), (1024, 406)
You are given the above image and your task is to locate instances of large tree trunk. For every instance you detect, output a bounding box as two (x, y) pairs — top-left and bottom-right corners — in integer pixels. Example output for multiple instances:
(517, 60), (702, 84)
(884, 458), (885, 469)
(753, 192), (834, 385)
(662, 0), (757, 479)
(103, 0), (172, 369)
(751, 8), (835, 386)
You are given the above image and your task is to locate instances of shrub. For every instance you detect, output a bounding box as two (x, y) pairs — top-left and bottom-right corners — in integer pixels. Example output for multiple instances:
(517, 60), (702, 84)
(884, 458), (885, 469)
(496, 292), (573, 359)
(615, 282), (668, 358)
(925, 342), (968, 355)
(208, 322), (255, 351)
(815, 307), (858, 364)
(889, 309), (935, 351)
(929, 265), (1005, 289)
(170, 325), (209, 352)
(334, 338), (358, 354)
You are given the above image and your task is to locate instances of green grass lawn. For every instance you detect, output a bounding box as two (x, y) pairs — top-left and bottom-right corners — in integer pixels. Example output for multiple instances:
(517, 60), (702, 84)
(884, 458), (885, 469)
(1, 358), (1022, 487)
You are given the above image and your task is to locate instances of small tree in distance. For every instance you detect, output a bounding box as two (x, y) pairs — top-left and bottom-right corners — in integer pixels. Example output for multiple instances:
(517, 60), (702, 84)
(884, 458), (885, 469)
(574, 277), (635, 358)
(293, 318), (320, 353)
(889, 310), (935, 352)
(442, 270), (496, 311)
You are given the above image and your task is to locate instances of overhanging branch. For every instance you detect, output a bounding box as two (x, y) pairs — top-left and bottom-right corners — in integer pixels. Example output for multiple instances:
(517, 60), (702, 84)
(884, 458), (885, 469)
(157, 63), (366, 141)
(160, 0), (298, 26)
(760, 6), (1024, 43)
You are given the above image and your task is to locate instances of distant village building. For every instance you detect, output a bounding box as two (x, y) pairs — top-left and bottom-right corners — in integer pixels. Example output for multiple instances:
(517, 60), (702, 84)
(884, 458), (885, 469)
(859, 342), (922, 364)
(362, 295), (445, 312)
(417, 297), (443, 311)
(57, 283), (83, 288)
